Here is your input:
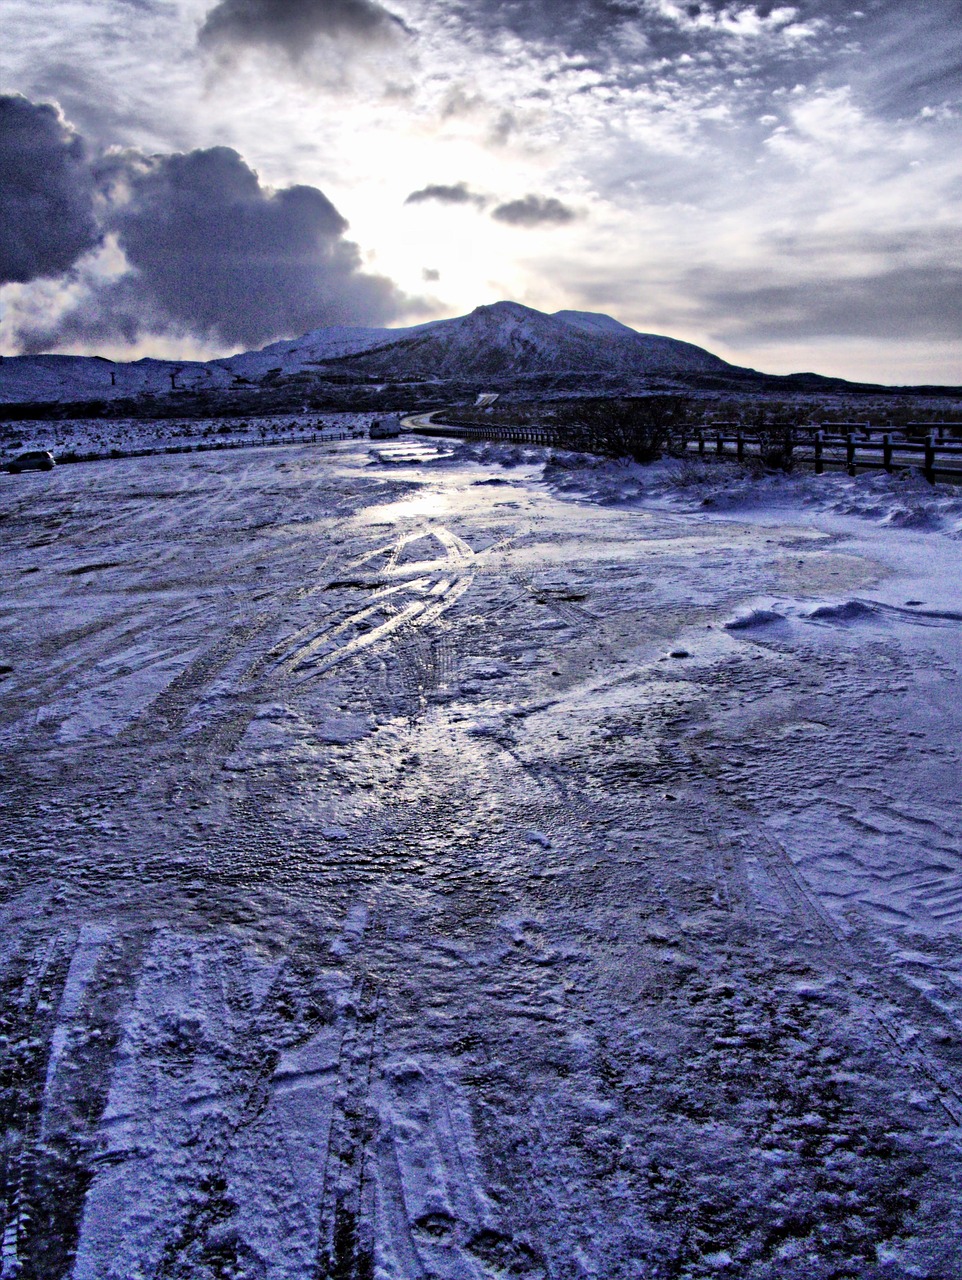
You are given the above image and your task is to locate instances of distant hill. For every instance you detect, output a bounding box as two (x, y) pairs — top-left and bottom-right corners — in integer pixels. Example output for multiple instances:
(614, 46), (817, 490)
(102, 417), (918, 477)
(2, 302), (959, 409)
(211, 320), (437, 382)
(309, 302), (739, 381)
(0, 303), (740, 404)
(0, 353), (233, 404)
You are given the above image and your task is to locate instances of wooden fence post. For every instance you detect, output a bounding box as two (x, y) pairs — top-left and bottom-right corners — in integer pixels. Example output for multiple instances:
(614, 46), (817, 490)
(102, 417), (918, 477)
(736, 433), (744, 462)
(715, 432), (724, 456)
(924, 434), (936, 484)
(814, 431), (823, 475)
(882, 433), (892, 473)
(846, 433), (856, 476)
(697, 431), (705, 457)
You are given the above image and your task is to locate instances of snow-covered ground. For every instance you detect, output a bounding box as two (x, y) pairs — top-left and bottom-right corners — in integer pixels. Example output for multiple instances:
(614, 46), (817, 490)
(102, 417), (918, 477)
(1, 438), (961, 1278)
(1, 412), (376, 459)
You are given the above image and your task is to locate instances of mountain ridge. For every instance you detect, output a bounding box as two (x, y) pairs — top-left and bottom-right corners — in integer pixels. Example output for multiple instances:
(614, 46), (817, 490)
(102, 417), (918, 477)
(1, 302), (958, 405)
(309, 302), (739, 380)
(0, 302), (741, 403)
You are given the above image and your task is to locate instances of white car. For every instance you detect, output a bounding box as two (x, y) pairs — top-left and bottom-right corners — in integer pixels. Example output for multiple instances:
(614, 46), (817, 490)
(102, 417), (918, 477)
(370, 416), (402, 439)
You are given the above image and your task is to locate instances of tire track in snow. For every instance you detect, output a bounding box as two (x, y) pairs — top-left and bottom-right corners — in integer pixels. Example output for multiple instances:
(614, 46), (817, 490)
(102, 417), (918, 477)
(312, 977), (381, 1280)
(265, 527), (476, 686)
(696, 792), (962, 1130)
(675, 645), (962, 1130)
(73, 932), (342, 1280)
(374, 1058), (548, 1280)
(756, 824), (962, 1128)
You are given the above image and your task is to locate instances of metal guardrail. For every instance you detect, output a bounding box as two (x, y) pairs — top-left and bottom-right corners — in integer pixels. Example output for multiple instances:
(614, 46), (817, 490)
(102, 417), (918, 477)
(409, 420), (557, 446)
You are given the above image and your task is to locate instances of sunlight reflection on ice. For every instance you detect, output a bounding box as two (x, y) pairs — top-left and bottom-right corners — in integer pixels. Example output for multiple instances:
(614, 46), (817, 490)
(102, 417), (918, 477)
(364, 491), (451, 522)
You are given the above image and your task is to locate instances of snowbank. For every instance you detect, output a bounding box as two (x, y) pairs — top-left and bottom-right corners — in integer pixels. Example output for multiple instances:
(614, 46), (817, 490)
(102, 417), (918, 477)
(542, 452), (962, 536)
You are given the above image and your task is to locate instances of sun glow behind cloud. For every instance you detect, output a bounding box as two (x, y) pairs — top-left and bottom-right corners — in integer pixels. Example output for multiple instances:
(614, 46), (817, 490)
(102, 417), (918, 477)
(1, 0), (960, 381)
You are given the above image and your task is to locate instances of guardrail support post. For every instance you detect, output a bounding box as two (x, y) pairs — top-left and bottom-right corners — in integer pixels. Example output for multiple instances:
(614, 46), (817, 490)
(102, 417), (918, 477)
(846, 433), (856, 477)
(924, 434), (936, 484)
(715, 432), (724, 456)
(697, 431), (705, 457)
(736, 433), (744, 462)
(814, 431), (823, 475)
(882, 433), (892, 473)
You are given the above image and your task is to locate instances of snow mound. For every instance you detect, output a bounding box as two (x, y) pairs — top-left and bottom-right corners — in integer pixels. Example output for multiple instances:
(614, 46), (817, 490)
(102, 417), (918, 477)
(450, 440), (547, 469)
(806, 600), (880, 624)
(910, 606), (962, 622)
(725, 608), (787, 631)
(541, 455), (962, 535)
(805, 599), (962, 627)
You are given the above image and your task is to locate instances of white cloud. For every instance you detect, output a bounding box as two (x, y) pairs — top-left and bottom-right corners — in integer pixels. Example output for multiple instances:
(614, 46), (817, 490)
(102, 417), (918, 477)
(1, 0), (960, 380)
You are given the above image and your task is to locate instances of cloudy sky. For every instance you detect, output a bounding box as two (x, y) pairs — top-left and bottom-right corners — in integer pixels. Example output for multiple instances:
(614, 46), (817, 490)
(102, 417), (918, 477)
(1, 0), (960, 382)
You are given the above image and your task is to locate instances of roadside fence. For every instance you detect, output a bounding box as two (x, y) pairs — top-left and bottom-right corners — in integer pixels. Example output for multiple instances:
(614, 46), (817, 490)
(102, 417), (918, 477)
(412, 417), (962, 483)
(684, 427), (962, 483)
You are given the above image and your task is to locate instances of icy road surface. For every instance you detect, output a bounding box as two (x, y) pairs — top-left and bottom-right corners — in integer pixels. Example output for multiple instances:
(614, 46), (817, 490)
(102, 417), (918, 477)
(1, 440), (962, 1279)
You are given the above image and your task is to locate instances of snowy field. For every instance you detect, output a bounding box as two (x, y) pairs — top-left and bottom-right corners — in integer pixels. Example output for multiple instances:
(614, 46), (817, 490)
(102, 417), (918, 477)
(1, 437), (961, 1278)
(1, 413), (375, 461)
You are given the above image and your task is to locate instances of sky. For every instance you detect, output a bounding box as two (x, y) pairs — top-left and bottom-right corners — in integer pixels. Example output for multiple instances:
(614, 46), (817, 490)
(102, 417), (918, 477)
(1, 0), (961, 383)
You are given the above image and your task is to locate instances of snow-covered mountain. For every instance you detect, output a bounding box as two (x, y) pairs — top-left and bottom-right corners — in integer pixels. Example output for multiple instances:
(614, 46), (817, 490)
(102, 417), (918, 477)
(212, 321), (437, 382)
(214, 302), (738, 383)
(0, 302), (737, 403)
(316, 302), (736, 380)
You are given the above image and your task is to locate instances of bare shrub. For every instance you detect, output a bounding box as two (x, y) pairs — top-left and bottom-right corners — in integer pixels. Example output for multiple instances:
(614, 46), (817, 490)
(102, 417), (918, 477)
(440, 394), (696, 461)
(741, 402), (796, 471)
(558, 396), (693, 463)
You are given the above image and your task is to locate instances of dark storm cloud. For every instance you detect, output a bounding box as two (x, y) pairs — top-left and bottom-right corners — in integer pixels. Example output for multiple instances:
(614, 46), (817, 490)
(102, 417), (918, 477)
(491, 195), (576, 227)
(691, 261), (962, 344)
(16, 139), (412, 351)
(198, 0), (408, 59)
(405, 182), (579, 229)
(404, 181), (487, 207)
(0, 94), (99, 284)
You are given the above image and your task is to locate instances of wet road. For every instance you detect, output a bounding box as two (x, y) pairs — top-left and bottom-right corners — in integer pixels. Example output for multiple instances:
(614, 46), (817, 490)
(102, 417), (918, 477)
(1, 439), (961, 1279)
